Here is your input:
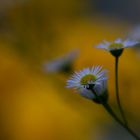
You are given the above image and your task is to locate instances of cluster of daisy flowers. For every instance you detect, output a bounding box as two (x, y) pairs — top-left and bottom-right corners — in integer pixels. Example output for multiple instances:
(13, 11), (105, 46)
(65, 38), (140, 139)
(66, 38), (138, 103)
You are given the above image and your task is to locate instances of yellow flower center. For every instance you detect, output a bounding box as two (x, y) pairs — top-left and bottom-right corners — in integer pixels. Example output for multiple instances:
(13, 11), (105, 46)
(109, 43), (124, 49)
(80, 74), (96, 85)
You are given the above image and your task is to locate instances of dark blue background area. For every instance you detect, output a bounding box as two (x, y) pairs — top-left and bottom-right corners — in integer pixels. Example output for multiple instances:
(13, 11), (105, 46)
(89, 0), (140, 23)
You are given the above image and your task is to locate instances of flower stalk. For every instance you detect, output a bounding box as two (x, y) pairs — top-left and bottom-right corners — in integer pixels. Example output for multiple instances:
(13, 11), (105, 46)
(102, 102), (140, 140)
(115, 56), (128, 125)
(90, 88), (140, 140)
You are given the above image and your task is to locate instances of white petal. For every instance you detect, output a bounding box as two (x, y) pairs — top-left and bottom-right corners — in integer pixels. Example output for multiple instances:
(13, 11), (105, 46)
(79, 88), (96, 99)
(123, 39), (138, 48)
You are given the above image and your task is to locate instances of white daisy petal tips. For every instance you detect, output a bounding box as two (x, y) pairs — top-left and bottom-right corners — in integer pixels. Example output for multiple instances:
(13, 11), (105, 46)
(66, 66), (108, 103)
(96, 39), (138, 51)
(96, 39), (139, 57)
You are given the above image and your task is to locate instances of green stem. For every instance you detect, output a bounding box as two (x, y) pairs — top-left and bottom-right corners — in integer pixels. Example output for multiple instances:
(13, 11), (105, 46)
(90, 87), (139, 139)
(115, 56), (128, 125)
(103, 102), (140, 140)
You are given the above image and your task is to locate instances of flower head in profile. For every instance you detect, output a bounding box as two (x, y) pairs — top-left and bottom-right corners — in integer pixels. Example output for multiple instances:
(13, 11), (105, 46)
(43, 49), (79, 74)
(96, 39), (138, 57)
(66, 66), (108, 103)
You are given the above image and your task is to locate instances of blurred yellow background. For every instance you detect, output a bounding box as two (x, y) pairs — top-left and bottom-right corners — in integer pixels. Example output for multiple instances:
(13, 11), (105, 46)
(0, 0), (140, 140)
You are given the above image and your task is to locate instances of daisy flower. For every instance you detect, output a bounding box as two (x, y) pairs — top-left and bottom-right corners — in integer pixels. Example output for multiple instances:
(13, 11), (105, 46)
(43, 49), (79, 73)
(96, 39), (138, 57)
(66, 66), (108, 103)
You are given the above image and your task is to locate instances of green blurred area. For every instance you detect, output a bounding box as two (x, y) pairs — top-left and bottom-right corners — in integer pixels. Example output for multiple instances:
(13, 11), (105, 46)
(0, 0), (140, 140)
